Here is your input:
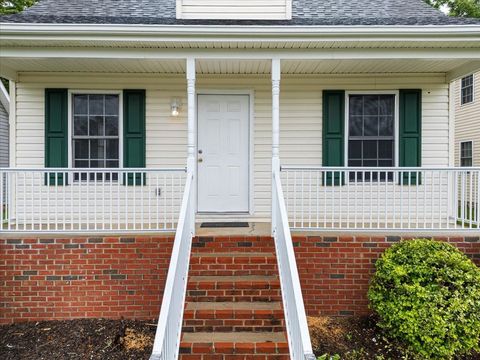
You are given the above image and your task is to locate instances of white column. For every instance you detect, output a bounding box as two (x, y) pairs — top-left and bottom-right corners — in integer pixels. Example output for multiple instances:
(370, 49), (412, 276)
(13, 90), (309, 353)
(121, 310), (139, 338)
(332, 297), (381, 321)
(271, 59), (281, 234)
(272, 59), (281, 172)
(186, 58), (196, 235)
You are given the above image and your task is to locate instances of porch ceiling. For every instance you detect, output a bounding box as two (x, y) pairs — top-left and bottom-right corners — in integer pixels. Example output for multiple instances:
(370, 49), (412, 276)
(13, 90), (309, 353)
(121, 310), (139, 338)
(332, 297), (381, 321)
(1, 57), (478, 77)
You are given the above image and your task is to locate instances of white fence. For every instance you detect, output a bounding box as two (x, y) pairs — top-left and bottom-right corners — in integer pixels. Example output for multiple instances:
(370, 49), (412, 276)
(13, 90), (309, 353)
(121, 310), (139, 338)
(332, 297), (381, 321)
(0, 168), (186, 233)
(150, 171), (194, 360)
(281, 166), (480, 231)
(272, 168), (315, 360)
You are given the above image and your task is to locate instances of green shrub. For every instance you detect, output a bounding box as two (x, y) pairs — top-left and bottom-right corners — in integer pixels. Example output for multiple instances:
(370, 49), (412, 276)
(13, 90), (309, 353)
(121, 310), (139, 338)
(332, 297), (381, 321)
(368, 239), (480, 359)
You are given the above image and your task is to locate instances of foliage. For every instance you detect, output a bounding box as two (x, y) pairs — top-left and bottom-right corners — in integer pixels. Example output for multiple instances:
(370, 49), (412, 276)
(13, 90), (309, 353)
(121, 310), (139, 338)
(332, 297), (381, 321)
(368, 239), (480, 359)
(0, 0), (36, 15)
(317, 354), (341, 360)
(425, 0), (480, 17)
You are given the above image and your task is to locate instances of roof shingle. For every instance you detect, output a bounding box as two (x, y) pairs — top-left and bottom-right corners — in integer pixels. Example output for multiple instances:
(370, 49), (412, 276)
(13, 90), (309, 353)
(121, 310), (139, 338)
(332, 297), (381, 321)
(2, 0), (479, 26)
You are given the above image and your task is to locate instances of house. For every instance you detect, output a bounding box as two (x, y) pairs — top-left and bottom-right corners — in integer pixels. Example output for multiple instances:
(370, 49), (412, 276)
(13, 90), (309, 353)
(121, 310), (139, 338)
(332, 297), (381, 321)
(455, 71), (479, 168)
(1, 1), (480, 359)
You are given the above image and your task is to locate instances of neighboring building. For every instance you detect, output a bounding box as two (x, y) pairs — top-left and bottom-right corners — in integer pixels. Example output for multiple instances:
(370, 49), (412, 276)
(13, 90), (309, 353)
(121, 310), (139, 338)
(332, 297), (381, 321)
(455, 72), (479, 168)
(1, 1), (479, 359)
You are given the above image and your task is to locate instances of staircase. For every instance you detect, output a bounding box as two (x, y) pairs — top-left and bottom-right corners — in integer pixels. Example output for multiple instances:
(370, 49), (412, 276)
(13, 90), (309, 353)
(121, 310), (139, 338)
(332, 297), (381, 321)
(179, 235), (290, 359)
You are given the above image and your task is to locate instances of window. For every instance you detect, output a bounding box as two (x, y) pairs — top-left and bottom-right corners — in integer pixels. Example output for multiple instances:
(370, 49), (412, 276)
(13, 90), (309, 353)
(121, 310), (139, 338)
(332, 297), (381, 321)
(72, 93), (120, 180)
(348, 94), (395, 181)
(460, 141), (473, 167)
(461, 75), (474, 105)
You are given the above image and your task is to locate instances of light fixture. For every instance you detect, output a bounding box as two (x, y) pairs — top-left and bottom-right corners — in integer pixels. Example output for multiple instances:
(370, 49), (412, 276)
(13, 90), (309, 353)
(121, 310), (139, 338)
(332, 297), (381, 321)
(171, 98), (182, 117)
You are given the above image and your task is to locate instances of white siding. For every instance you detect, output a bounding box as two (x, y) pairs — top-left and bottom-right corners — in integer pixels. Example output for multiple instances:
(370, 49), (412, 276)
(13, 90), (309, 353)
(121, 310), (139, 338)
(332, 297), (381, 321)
(13, 73), (450, 221)
(176, 0), (292, 20)
(0, 102), (8, 168)
(454, 71), (480, 167)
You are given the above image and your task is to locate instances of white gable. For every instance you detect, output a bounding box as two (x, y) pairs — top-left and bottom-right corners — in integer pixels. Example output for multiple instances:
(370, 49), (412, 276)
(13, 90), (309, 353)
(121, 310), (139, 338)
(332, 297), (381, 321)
(176, 0), (292, 20)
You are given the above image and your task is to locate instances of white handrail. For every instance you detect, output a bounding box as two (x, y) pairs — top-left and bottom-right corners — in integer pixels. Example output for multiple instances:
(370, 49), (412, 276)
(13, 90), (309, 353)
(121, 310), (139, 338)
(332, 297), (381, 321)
(150, 171), (194, 360)
(272, 168), (315, 360)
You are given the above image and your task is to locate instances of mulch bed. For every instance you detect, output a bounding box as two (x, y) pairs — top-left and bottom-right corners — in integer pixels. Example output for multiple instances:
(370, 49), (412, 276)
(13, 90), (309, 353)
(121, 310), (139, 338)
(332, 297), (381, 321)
(0, 319), (156, 360)
(308, 315), (480, 360)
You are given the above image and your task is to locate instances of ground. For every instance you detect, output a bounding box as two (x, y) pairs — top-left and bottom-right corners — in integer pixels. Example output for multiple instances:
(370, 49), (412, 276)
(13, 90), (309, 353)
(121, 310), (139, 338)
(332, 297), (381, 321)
(1, 317), (479, 359)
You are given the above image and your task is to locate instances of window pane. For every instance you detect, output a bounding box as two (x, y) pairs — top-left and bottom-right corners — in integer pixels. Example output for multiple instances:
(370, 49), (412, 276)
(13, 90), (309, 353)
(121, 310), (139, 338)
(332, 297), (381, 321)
(106, 160), (119, 168)
(348, 140), (362, 159)
(363, 140), (377, 159)
(74, 139), (89, 159)
(349, 95), (363, 117)
(379, 116), (394, 136)
(90, 139), (105, 159)
(105, 95), (119, 115)
(89, 95), (104, 115)
(74, 116), (88, 136)
(73, 95), (88, 115)
(364, 116), (379, 136)
(105, 116), (119, 136)
(90, 160), (105, 168)
(378, 140), (393, 160)
(74, 160), (89, 168)
(106, 139), (119, 160)
(378, 96), (394, 116)
(363, 95), (378, 115)
(349, 116), (363, 136)
(89, 116), (104, 136)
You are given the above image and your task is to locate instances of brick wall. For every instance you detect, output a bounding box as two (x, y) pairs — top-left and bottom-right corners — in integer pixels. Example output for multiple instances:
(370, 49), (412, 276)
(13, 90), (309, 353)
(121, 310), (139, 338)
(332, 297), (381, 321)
(0, 236), (173, 324)
(292, 235), (480, 317)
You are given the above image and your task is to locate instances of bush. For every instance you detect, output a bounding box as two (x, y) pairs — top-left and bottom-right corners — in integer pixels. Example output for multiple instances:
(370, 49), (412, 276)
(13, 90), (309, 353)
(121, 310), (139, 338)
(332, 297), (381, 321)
(368, 239), (480, 359)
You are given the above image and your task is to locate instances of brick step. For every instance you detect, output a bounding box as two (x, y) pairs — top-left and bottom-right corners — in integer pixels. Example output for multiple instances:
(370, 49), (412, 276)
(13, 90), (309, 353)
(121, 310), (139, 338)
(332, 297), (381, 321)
(192, 236), (275, 253)
(183, 302), (285, 333)
(187, 275), (280, 291)
(180, 332), (289, 359)
(189, 252), (278, 276)
(186, 288), (282, 303)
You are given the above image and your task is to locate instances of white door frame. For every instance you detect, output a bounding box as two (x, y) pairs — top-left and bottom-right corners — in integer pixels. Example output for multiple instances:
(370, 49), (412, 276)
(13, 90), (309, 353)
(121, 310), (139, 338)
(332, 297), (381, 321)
(196, 89), (255, 215)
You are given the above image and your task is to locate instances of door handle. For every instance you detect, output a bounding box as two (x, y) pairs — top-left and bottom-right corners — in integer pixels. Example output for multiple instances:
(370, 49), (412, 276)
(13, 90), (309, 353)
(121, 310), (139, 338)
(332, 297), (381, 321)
(198, 158), (203, 163)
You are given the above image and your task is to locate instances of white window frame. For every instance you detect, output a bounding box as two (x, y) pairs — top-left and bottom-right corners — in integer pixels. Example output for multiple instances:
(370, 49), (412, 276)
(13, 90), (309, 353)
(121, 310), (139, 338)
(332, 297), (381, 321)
(460, 74), (474, 106)
(344, 90), (400, 170)
(459, 140), (474, 167)
(67, 90), (124, 172)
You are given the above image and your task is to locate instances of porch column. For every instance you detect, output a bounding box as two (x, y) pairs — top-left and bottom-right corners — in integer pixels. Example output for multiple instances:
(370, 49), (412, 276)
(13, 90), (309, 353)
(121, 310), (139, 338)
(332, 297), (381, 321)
(271, 59), (281, 234)
(186, 58), (196, 173)
(271, 58), (281, 172)
(186, 58), (196, 234)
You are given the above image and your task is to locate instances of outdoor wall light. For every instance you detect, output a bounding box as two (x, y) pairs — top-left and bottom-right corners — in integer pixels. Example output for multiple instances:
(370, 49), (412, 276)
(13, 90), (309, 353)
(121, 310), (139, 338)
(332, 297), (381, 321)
(171, 98), (182, 117)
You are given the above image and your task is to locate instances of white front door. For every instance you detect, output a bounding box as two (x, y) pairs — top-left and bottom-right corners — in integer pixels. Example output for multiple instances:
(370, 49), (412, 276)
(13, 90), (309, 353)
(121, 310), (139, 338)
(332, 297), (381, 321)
(197, 94), (250, 213)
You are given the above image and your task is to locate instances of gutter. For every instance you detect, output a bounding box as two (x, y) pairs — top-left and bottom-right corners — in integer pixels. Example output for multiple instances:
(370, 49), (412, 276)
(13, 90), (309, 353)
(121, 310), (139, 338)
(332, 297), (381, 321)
(1, 23), (480, 41)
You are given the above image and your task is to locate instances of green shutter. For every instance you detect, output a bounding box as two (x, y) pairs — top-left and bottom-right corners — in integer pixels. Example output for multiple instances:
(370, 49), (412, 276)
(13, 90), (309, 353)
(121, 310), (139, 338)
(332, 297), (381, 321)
(322, 90), (345, 186)
(399, 89), (422, 185)
(45, 89), (68, 185)
(123, 90), (146, 185)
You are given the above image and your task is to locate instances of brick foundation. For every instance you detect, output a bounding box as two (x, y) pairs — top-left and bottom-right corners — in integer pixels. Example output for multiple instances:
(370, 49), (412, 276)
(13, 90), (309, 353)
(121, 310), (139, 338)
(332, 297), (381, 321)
(292, 235), (480, 317)
(1, 234), (479, 324)
(0, 236), (173, 324)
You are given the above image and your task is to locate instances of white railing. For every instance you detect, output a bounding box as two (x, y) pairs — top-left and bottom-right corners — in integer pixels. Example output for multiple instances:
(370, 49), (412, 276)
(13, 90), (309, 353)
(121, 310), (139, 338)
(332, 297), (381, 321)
(0, 168), (186, 233)
(150, 171), (194, 360)
(282, 166), (480, 232)
(272, 168), (315, 360)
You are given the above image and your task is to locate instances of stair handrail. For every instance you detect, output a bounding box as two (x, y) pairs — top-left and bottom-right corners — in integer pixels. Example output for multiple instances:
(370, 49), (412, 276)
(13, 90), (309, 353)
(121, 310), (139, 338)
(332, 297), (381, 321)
(150, 171), (195, 360)
(272, 168), (316, 360)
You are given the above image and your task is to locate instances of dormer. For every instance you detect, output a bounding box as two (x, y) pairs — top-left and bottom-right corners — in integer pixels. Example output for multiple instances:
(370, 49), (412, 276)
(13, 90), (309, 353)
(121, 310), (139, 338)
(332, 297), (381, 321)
(176, 0), (292, 20)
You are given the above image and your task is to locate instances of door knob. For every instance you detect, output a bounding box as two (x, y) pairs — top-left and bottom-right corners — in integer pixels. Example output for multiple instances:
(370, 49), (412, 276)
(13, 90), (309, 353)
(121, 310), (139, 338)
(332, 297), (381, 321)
(198, 149), (203, 154)
(198, 158), (203, 163)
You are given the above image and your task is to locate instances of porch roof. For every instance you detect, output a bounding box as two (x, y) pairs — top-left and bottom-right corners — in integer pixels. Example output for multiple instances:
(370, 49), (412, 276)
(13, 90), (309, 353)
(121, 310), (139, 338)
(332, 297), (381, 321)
(2, 0), (479, 26)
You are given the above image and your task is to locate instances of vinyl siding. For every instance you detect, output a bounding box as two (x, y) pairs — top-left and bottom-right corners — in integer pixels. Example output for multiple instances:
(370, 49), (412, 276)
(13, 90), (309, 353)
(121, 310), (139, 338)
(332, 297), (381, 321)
(0, 102), (8, 168)
(13, 73), (450, 221)
(176, 0), (292, 20)
(454, 71), (480, 167)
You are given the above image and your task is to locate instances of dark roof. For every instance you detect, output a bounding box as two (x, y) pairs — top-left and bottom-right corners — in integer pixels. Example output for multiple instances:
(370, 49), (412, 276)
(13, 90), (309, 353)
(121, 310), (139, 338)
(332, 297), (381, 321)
(2, 0), (480, 26)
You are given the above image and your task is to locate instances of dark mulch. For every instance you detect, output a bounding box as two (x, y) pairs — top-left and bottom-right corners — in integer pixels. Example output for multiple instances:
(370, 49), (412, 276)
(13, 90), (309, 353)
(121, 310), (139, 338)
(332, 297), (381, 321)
(0, 319), (156, 360)
(308, 315), (480, 360)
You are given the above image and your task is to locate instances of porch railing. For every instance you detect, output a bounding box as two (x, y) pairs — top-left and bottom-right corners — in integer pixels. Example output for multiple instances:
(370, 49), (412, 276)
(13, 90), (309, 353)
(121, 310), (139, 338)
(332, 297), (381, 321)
(281, 166), (480, 231)
(272, 168), (315, 360)
(0, 168), (186, 233)
(150, 171), (194, 360)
